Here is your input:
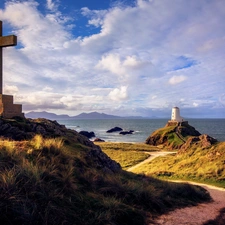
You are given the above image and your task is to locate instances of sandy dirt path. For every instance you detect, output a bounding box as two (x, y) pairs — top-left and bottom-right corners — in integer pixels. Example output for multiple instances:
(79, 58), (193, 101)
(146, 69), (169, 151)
(126, 150), (225, 224)
(154, 182), (225, 225)
(127, 151), (176, 172)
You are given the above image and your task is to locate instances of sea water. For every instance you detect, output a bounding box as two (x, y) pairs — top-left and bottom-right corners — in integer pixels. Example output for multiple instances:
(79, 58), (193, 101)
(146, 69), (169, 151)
(57, 118), (225, 143)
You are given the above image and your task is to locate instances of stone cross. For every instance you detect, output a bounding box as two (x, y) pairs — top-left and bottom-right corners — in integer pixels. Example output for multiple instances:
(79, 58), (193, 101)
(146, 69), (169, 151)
(0, 21), (17, 94)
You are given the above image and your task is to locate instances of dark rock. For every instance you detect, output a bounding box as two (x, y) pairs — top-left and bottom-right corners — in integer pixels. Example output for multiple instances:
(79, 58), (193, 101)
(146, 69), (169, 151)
(146, 134), (168, 146)
(93, 138), (105, 142)
(0, 118), (72, 140)
(119, 130), (134, 135)
(176, 124), (201, 137)
(79, 131), (95, 138)
(106, 127), (123, 133)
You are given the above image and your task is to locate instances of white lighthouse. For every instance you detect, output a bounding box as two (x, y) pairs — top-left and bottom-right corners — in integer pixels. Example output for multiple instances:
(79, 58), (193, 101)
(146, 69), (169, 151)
(171, 107), (183, 122)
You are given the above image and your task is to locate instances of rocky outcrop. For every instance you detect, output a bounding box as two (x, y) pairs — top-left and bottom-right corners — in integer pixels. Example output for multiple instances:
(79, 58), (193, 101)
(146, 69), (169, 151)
(0, 117), (67, 140)
(146, 133), (168, 146)
(176, 123), (201, 137)
(93, 138), (105, 142)
(145, 121), (217, 150)
(79, 131), (95, 138)
(0, 117), (121, 172)
(119, 130), (134, 135)
(179, 134), (217, 152)
(106, 127), (123, 133)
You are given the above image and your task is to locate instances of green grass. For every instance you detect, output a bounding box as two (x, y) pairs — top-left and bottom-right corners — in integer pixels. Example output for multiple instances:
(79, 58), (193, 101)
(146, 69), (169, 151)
(101, 149), (149, 169)
(152, 125), (176, 136)
(96, 142), (160, 152)
(0, 136), (211, 225)
(167, 133), (184, 146)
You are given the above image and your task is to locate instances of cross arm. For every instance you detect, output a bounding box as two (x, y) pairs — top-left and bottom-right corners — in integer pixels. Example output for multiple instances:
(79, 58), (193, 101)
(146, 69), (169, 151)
(0, 35), (17, 47)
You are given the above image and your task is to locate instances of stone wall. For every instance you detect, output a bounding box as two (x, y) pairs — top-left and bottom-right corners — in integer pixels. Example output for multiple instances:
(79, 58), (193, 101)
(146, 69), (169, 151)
(0, 94), (24, 118)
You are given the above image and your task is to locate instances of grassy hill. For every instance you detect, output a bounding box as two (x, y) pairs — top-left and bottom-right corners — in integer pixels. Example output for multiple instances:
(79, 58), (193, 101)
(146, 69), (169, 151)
(0, 118), (211, 225)
(145, 121), (207, 149)
(97, 140), (225, 188)
(131, 141), (225, 187)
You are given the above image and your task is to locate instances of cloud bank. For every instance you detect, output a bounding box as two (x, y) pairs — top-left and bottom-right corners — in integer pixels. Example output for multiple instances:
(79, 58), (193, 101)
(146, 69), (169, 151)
(0, 0), (224, 117)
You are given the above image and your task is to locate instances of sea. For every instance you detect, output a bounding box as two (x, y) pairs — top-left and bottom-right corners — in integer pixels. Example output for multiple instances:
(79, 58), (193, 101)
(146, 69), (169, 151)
(57, 118), (225, 143)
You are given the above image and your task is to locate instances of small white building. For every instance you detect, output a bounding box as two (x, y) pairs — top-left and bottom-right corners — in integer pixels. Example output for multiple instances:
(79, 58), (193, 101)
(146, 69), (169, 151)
(171, 107), (183, 122)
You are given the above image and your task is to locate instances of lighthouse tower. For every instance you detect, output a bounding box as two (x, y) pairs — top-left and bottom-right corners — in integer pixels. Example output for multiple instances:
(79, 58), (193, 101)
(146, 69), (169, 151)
(171, 107), (183, 122)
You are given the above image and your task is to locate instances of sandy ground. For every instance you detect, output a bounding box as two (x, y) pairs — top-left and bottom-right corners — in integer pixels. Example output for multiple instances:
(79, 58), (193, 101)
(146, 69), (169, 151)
(126, 151), (225, 224)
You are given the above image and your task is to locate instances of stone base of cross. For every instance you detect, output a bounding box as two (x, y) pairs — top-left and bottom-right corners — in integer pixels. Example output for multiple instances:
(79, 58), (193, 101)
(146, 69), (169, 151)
(0, 94), (24, 118)
(0, 21), (24, 119)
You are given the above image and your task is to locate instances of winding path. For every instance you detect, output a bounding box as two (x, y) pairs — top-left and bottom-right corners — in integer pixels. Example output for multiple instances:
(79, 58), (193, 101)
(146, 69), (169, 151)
(175, 126), (186, 143)
(126, 150), (225, 224)
(154, 182), (225, 225)
(127, 151), (176, 172)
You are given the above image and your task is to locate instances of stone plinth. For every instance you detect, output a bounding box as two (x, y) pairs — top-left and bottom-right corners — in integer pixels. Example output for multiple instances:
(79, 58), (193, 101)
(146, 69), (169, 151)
(0, 94), (24, 118)
(166, 121), (189, 127)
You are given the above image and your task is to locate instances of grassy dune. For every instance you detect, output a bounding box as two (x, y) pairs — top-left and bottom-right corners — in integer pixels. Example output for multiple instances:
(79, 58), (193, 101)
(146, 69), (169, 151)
(0, 136), (211, 225)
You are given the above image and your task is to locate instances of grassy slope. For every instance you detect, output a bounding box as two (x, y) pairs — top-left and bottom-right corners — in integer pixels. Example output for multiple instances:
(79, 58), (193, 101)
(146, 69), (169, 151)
(114, 141), (225, 188)
(0, 136), (211, 225)
(134, 142), (225, 187)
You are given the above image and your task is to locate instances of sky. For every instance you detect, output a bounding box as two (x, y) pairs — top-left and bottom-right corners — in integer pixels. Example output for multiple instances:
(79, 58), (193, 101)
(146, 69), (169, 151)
(0, 0), (225, 118)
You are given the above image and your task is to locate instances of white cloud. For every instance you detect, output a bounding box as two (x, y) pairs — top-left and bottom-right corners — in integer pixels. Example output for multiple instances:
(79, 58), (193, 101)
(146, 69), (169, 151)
(4, 85), (19, 95)
(108, 86), (128, 101)
(169, 75), (187, 85)
(0, 0), (224, 117)
(46, 0), (57, 11)
(193, 102), (199, 107)
(42, 86), (53, 92)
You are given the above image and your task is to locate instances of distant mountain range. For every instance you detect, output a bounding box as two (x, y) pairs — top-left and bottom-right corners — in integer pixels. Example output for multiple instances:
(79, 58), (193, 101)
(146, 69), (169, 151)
(25, 111), (130, 120)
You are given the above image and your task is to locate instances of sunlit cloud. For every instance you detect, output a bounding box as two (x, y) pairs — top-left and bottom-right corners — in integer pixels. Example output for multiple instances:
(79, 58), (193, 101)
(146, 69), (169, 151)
(0, 0), (224, 117)
(168, 75), (187, 85)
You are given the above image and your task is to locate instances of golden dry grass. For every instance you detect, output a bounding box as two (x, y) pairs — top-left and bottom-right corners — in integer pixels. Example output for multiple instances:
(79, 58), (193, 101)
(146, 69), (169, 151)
(131, 142), (225, 187)
(0, 136), (211, 225)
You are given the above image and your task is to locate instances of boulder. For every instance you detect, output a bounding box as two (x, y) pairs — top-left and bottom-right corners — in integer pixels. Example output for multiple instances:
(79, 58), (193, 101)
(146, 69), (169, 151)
(79, 131), (95, 138)
(106, 127), (123, 133)
(93, 138), (105, 142)
(119, 130), (134, 135)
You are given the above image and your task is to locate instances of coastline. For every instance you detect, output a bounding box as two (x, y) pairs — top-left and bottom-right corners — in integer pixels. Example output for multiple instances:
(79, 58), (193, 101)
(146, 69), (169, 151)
(59, 118), (225, 143)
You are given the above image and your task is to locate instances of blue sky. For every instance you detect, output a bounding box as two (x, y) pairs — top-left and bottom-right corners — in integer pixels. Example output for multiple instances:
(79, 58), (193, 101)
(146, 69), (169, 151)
(0, 0), (225, 118)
